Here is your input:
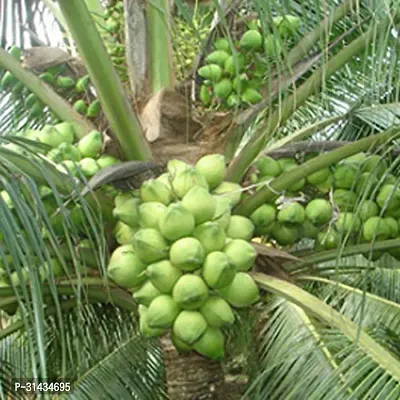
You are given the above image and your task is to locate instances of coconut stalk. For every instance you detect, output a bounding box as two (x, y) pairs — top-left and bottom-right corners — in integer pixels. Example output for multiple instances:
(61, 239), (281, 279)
(226, 13), (399, 182)
(234, 126), (400, 216)
(147, 0), (174, 94)
(0, 48), (94, 137)
(58, 0), (152, 161)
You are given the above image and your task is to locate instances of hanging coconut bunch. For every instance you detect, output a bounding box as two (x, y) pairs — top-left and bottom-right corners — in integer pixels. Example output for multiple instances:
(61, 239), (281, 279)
(0, 46), (104, 123)
(197, 14), (301, 110)
(172, 14), (211, 82)
(107, 154), (260, 360)
(249, 152), (400, 261)
(101, 1), (129, 83)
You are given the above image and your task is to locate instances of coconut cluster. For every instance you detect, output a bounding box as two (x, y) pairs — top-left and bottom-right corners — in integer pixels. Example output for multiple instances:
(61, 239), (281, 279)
(107, 154), (260, 360)
(250, 153), (400, 260)
(198, 15), (300, 109)
(0, 47), (102, 120)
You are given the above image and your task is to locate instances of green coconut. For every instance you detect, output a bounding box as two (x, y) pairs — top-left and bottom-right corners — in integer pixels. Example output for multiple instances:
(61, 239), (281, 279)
(171, 167), (209, 199)
(315, 174), (334, 193)
(306, 167), (331, 185)
(212, 182), (242, 208)
(250, 204), (276, 232)
(140, 179), (172, 205)
(182, 187), (216, 225)
(139, 202), (167, 229)
(193, 327), (225, 360)
(241, 88), (263, 105)
(206, 50), (230, 66)
(224, 53), (245, 75)
(87, 100), (101, 118)
(200, 296), (235, 328)
(75, 75), (90, 93)
(362, 217), (391, 242)
(218, 272), (259, 308)
(333, 164), (358, 189)
(113, 197), (141, 228)
(77, 130), (103, 158)
(305, 199), (332, 225)
(278, 203), (305, 225)
(198, 64), (222, 81)
(146, 295), (180, 329)
(171, 332), (193, 352)
(212, 196), (232, 231)
(114, 221), (136, 245)
(146, 260), (182, 293)
(195, 154), (226, 190)
(79, 158), (100, 178)
(108, 244), (147, 288)
(134, 281), (162, 306)
(263, 35), (282, 57)
(214, 78), (233, 99)
(361, 155), (388, 178)
(37, 125), (65, 148)
(173, 310), (207, 344)
(54, 122), (75, 144)
(158, 202), (195, 241)
(317, 228), (339, 250)
(193, 222), (226, 254)
(384, 217), (399, 238)
(226, 216), (255, 241)
(240, 29), (263, 50)
(359, 200), (379, 221)
(170, 237), (205, 272)
(173, 274), (209, 310)
(167, 159), (191, 175)
(354, 172), (377, 196)
(376, 185), (400, 211)
(302, 219), (320, 239)
(214, 38), (231, 52)
(200, 85), (212, 105)
(271, 222), (299, 245)
(97, 155), (120, 169)
(58, 143), (81, 161)
(139, 306), (167, 337)
(56, 76), (75, 89)
(333, 189), (357, 211)
(255, 156), (281, 177)
(202, 251), (235, 289)
(133, 228), (168, 263)
(223, 239), (257, 272)
(335, 212), (361, 234)
(115, 192), (136, 208)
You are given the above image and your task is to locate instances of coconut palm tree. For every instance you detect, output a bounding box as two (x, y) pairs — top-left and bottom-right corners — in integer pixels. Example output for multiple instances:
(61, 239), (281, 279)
(0, 0), (399, 399)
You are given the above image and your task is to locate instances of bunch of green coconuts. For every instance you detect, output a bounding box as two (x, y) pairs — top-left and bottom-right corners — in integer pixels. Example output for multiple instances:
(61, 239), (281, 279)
(250, 152), (400, 260)
(198, 15), (301, 109)
(0, 46), (102, 120)
(108, 155), (260, 360)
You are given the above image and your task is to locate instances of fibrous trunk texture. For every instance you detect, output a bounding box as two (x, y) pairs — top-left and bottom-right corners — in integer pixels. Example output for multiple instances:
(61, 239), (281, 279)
(160, 335), (245, 400)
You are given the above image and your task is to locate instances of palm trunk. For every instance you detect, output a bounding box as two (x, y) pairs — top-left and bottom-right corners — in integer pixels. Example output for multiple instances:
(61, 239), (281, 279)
(160, 335), (246, 400)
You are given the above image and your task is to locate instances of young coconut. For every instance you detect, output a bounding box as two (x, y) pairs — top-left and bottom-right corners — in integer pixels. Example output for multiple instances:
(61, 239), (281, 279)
(97, 155), (120, 169)
(146, 260), (182, 293)
(107, 245), (147, 289)
(77, 130), (103, 158)
(58, 143), (81, 162)
(139, 305), (167, 337)
(250, 204), (276, 231)
(305, 199), (333, 225)
(212, 182), (242, 208)
(255, 156), (281, 177)
(37, 125), (65, 148)
(171, 167), (209, 199)
(169, 237), (205, 271)
(79, 158), (100, 178)
(158, 202), (195, 241)
(223, 239), (257, 272)
(139, 202), (167, 229)
(146, 295), (180, 329)
(362, 217), (391, 242)
(113, 197), (141, 228)
(317, 228), (339, 250)
(202, 251), (235, 289)
(217, 272), (260, 308)
(226, 216), (255, 241)
(193, 327), (225, 360)
(54, 122), (75, 144)
(212, 196), (232, 231)
(193, 222), (226, 254)
(114, 221), (136, 245)
(172, 274), (209, 309)
(278, 202), (305, 225)
(182, 187), (216, 224)
(195, 154), (226, 190)
(140, 179), (172, 205)
(173, 310), (208, 344)
(358, 200), (379, 221)
(200, 296), (235, 328)
(134, 281), (162, 306)
(133, 228), (168, 263)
